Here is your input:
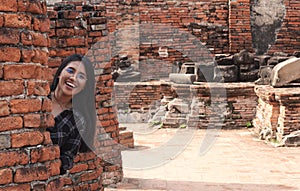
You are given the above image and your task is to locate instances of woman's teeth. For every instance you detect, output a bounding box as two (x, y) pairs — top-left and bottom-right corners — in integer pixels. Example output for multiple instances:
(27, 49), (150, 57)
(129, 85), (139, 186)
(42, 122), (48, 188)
(66, 82), (76, 88)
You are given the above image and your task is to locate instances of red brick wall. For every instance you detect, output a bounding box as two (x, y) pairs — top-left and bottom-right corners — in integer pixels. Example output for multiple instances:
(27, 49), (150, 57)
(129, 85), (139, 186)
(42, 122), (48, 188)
(229, 0), (253, 53)
(105, 0), (300, 79)
(138, 0), (230, 54)
(0, 0), (62, 190)
(267, 0), (300, 55)
(114, 81), (174, 110)
(48, 2), (122, 187)
(114, 82), (258, 129)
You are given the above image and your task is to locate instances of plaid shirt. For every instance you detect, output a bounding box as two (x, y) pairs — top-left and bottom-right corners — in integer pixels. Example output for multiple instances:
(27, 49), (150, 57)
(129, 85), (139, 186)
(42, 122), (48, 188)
(47, 109), (86, 172)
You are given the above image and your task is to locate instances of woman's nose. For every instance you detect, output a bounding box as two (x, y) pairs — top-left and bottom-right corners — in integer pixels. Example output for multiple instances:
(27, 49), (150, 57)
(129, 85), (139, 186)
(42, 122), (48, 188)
(69, 73), (76, 80)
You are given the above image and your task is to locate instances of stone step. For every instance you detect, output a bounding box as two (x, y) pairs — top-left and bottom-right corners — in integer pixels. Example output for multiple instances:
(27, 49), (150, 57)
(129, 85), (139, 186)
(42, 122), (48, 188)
(164, 117), (187, 124)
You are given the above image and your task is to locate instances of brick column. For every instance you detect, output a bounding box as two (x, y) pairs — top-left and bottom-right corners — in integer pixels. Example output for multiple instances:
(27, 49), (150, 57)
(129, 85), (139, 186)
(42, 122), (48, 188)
(48, 1), (122, 188)
(254, 85), (300, 146)
(229, 0), (253, 53)
(0, 0), (63, 190)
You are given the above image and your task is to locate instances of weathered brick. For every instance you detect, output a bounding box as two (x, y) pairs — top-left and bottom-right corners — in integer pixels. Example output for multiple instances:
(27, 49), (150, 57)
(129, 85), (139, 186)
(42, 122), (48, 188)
(21, 31), (48, 47)
(56, 28), (75, 37)
(45, 160), (61, 176)
(48, 57), (62, 68)
(14, 165), (50, 183)
(88, 17), (106, 24)
(33, 17), (50, 33)
(0, 168), (13, 185)
(47, 10), (57, 19)
(66, 37), (86, 47)
(21, 31), (33, 46)
(0, 116), (23, 131)
(30, 146), (60, 163)
(11, 131), (44, 148)
(0, 47), (21, 62)
(3, 64), (46, 80)
(32, 32), (48, 47)
(41, 98), (52, 112)
(57, 38), (67, 48)
(0, 0), (17, 12)
(0, 101), (9, 116)
(32, 49), (49, 65)
(0, 64), (3, 79)
(74, 184), (89, 191)
(24, 114), (41, 128)
(69, 163), (89, 174)
(42, 131), (52, 145)
(55, 48), (76, 57)
(18, 0), (47, 14)
(74, 29), (86, 36)
(0, 134), (10, 149)
(0, 184), (30, 191)
(21, 49), (35, 62)
(41, 67), (54, 82)
(27, 81), (50, 96)
(46, 178), (64, 191)
(88, 31), (102, 37)
(4, 14), (31, 29)
(87, 157), (102, 170)
(32, 183), (45, 191)
(40, 113), (55, 128)
(55, 20), (76, 28)
(0, 15), (4, 27)
(60, 176), (72, 186)
(0, 150), (29, 167)
(80, 168), (102, 182)
(90, 182), (101, 191)
(61, 11), (80, 19)
(75, 47), (88, 55)
(10, 99), (42, 114)
(0, 28), (19, 45)
(78, 152), (97, 162)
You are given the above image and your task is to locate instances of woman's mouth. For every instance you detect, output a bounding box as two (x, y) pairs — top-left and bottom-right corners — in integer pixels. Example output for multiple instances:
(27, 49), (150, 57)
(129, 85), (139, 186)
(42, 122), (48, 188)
(65, 81), (77, 89)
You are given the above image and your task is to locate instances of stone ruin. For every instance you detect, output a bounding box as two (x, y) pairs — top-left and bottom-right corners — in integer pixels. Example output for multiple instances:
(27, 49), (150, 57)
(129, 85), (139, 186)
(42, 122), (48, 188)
(253, 57), (300, 146)
(126, 50), (300, 147)
(169, 49), (261, 84)
(112, 54), (141, 82)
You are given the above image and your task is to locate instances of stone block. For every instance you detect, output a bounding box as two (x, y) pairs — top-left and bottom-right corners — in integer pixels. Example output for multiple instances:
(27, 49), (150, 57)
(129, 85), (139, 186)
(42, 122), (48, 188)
(197, 64), (215, 82)
(281, 130), (300, 146)
(215, 65), (238, 82)
(270, 57), (300, 87)
(240, 69), (259, 82)
(169, 73), (196, 84)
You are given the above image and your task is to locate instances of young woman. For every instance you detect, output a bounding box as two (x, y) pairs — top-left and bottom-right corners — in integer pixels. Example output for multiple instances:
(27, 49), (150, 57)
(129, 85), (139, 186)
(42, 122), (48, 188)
(47, 54), (96, 174)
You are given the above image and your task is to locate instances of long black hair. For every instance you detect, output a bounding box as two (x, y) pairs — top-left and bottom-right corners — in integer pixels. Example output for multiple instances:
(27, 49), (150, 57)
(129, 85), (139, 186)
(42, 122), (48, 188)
(51, 54), (96, 152)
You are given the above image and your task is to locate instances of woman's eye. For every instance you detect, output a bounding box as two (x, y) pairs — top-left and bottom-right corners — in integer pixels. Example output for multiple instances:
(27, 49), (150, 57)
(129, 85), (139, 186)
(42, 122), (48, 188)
(78, 74), (87, 80)
(66, 67), (74, 74)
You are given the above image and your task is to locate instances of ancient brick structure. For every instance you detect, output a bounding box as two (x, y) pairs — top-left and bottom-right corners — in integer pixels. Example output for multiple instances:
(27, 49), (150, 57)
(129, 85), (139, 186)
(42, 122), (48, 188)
(267, 0), (300, 55)
(47, 1), (122, 187)
(253, 86), (300, 146)
(101, 0), (300, 82)
(1, 0), (300, 190)
(0, 0), (62, 190)
(114, 81), (174, 110)
(114, 82), (257, 129)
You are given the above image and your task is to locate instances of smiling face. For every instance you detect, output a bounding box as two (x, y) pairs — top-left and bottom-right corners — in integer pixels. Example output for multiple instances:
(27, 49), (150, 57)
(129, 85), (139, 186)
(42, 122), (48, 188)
(56, 61), (87, 98)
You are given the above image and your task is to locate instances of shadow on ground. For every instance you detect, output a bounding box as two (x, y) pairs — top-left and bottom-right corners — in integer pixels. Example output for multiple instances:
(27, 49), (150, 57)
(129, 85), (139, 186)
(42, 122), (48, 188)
(113, 177), (296, 191)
